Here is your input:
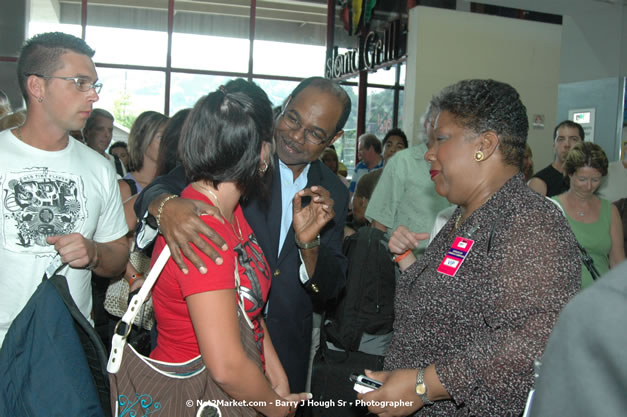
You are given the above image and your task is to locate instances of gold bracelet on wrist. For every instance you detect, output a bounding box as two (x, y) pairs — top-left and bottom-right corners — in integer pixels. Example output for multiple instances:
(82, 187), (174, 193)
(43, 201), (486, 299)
(156, 194), (178, 232)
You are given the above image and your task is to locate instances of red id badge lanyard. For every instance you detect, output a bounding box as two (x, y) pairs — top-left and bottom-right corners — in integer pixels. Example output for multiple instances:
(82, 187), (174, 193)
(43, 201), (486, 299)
(436, 236), (475, 277)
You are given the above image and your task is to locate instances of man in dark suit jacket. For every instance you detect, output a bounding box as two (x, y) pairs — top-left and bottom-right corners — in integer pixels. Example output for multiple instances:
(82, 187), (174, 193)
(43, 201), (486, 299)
(134, 77), (351, 393)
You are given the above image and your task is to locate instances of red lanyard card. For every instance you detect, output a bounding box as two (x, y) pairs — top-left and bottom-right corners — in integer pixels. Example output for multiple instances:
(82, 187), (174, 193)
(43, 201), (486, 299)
(436, 236), (475, 277)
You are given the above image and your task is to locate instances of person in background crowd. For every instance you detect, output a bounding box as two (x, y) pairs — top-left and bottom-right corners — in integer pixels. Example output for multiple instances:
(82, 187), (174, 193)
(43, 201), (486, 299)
(551, 142), (625, 289)
(155, 108), (191, 177)
(0, 110), (26, 131)
(338, 161), (348, 178)
(349, 133), (383, 197)
(360, 79), (580, 417)
(0, 89), (26, 132)
(84, 108), (126, 177)
(365, 105), (450, 258)
(528, 120), (583, 196)
(345, 169), (382, 237)
(121, 108), (191, 231)
(320, 147), (349, 188)
(119, 110), (168, 201)
(0, 89), (11, 118)
(109, 141), (129, 172)
(382, 128), (408, 163)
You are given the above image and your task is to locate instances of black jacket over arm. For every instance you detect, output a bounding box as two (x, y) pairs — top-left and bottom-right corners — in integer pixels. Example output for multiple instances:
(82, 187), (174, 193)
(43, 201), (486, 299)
(134, 159), (348, 392)
(134, 165), (187, 229)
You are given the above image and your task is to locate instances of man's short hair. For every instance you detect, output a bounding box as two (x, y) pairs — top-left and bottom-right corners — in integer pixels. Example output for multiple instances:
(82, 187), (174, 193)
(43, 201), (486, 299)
(553, 120), (585, 142)
(383, 128), (408, 149)
(84, 108), (114, 135)
(17, 32), (95, 103)
(359, 133), (382, 154)
(289, 77), (351, 137)
(108, 141), (127, 154)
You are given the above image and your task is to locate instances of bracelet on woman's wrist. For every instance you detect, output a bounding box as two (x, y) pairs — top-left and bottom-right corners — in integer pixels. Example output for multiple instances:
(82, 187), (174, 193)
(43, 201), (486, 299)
(127, 273), (143, 288)
(393, 249), (412, 263)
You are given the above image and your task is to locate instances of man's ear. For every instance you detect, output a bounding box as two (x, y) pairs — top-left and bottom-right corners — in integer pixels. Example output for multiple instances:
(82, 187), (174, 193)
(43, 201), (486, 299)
(26, 74), (44, 103)
(328, 130), (344, 147)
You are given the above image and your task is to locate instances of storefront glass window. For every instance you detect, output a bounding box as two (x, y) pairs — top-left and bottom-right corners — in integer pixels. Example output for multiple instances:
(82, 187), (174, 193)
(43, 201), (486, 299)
(95, 68), (166, 129)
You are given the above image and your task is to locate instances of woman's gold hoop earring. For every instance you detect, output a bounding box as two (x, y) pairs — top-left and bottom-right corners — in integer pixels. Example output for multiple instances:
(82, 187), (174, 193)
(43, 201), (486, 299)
(259, 160), (268, 174)
(474, 151), (485, 162)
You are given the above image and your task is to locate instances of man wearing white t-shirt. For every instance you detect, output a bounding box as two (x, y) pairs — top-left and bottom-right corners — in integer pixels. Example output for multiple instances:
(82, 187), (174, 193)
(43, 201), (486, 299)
(0, 32), (129, 347)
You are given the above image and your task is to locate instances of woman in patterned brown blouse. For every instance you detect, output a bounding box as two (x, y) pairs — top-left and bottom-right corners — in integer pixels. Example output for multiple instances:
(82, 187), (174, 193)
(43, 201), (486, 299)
(358, 79), (581, 417)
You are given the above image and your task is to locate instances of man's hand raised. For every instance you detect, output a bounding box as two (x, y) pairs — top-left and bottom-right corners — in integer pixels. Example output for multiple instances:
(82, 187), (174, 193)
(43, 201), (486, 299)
(292, 185), (335, 244)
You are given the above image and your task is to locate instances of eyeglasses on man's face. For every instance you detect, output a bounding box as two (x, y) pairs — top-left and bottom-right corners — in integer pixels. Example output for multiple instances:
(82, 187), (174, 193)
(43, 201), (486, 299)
(281, 109), (330, 146)
(26, 73), (103, 94)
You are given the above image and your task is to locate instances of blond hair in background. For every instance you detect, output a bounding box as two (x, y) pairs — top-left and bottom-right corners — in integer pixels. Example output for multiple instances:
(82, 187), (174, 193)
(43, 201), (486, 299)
(0, 110), (27, 131)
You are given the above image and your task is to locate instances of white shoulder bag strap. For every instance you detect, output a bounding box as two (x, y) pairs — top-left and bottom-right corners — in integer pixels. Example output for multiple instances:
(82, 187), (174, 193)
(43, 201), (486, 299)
(108, 245), (170, 373)
(107, 245), (253, 373)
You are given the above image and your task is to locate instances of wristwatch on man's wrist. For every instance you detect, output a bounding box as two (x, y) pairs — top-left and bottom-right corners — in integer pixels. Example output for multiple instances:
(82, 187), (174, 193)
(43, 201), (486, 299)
(416, 368), (434, 405)
(295, 233), (320, 250)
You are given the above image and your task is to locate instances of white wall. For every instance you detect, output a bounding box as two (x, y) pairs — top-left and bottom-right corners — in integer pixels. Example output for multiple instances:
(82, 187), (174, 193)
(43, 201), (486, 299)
(403, 6), (562, 170)
(469, 0), (625, 82)
(466, 0), (627, 162)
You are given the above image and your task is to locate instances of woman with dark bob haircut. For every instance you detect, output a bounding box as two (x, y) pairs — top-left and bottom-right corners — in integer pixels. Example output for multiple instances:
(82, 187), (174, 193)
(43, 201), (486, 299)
(552, 142), (625, 289)
(150, 79), (308, 417)
(358, 79), (581, 417)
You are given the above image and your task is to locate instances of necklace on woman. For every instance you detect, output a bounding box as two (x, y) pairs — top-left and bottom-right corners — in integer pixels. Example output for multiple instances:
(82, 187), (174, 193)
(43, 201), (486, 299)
(567, 192), (590, 218)
(454, 214), (463, 232)
(197, 184), (243, 241)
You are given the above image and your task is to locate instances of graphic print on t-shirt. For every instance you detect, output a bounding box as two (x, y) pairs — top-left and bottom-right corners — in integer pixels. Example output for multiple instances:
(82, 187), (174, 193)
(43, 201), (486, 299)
(234, 232), (270, 315)
(2, 168), (86, 252)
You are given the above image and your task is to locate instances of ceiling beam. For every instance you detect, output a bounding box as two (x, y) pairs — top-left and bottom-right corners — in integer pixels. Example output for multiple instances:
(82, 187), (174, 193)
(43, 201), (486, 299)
(60, 0), (327, 24)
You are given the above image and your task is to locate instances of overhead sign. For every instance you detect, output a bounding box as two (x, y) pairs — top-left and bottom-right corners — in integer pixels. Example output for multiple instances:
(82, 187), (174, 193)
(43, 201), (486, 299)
(326, 19), (406, 80)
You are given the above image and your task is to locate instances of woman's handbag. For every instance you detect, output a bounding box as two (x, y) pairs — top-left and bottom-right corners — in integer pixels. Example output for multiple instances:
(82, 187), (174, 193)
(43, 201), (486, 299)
(107, 245), (262, 417)
(104, 250), (155, 331)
